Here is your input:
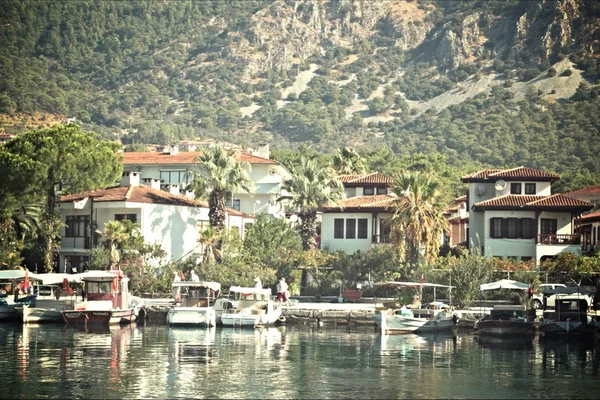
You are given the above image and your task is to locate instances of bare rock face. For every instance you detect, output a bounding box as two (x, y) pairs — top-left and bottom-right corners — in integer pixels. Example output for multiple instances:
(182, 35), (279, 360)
(231, 0), (389, 80)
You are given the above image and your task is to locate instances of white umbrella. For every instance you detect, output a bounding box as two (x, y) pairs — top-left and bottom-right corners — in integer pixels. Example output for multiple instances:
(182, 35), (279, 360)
(480, 279), (529, 291)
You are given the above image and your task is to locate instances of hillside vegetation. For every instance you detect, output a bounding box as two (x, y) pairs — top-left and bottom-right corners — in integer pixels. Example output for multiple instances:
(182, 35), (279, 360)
(1, 0), (600, 189)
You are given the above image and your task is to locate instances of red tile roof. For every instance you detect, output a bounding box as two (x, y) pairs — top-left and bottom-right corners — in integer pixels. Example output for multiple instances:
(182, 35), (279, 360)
(321, 194), (397, 212)
(462, 167), (560, 182)
(472, 194), (593, 211)
(121, 151), (277, 165)
(565, 185), (600, 196)
(337, 172), (393, 185)
(59, 185), (207, 208)
(581, 210), (600, 222)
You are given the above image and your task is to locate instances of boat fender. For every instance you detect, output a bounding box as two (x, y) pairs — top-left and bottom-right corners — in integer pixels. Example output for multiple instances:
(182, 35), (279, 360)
(112, 277), (118, 292)
(278, 316), (286, 323)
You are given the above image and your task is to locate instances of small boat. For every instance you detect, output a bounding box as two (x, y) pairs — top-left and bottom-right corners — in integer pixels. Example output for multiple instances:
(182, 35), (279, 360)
(475, 305), (534, 336)
(0, 269), (39, 321)
(379, 307), (458, 334)
(220, 287), (282, 327)
(374, 281), (458, 335)
(62, 270), (136, 326)
(18, 273), (80, 324)
(541, 296), (597, 340)
(167, 281), (221, 327)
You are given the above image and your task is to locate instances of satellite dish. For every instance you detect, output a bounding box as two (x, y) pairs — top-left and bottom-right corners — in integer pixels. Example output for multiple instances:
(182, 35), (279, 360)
(495, 180), (507, 191)
(476, 184), (487, 196)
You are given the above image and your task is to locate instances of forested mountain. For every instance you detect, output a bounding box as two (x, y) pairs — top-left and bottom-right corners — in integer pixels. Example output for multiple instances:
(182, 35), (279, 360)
(1, 0), (599, 191)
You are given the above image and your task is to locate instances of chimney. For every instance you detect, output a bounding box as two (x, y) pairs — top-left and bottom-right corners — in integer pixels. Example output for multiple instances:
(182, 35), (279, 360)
(142, 178), (161, 190)
(171, 145), (179, 156)
(253, 144), (270, 159)
(121, 171), (140, 187)
(162, 183), (180, 195)
(180, 188), (195, 199)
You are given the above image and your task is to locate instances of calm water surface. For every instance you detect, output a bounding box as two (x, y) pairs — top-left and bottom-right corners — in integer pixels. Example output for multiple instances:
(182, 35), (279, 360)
(0, 322), (598, 399)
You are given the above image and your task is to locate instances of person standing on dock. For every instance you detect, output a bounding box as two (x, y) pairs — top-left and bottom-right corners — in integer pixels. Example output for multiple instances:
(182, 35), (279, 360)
(190, 270), (200, 282)
(254, 277), (262, 289)
(172, 271), (182, 303)
(276, 277), (290, 306)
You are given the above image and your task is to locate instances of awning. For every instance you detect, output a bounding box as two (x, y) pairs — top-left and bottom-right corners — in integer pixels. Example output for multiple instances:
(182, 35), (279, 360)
(374, 281), (454, 289)
(0, 270), (42, 282)
(33, 273), (81, 286)
(480, 279), (529, 291)
(172, 281), (221, 291)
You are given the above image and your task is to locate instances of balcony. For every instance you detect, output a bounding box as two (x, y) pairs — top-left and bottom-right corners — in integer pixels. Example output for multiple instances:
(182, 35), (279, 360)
(536, 234), (580, 245)
(61, 236), (91, 250)
(372, 235), (391, 244)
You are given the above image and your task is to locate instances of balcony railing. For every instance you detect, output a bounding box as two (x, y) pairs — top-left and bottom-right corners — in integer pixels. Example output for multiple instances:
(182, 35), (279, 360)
(372, 235), (391, 244)
(537, 234), (580, 245)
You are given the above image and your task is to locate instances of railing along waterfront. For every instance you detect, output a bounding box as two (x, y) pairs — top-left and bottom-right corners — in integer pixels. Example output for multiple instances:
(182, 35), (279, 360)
(536, 234), (580, 245)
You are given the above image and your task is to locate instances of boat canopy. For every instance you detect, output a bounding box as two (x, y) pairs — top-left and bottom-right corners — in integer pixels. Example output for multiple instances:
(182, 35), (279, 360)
(0, 270), (42, 282)
(480, 279), (529, 291)
(374, 281), (454, 289)
(172, 281), (221, 292)
(76, 270), (129, 282)
(33, 273), (81, 286)
(228, 286), (272, 296)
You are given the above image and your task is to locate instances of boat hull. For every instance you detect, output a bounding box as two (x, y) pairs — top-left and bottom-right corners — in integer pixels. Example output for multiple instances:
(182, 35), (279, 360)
(167, 307), (216, 327)
(542, 321), (597, 340)
(19, 305), (64, 323)
(62, 308), (136, 325)
(380, 312), (456, 335)
(477, 320), (534, 336)
(221, 307), (282, 327)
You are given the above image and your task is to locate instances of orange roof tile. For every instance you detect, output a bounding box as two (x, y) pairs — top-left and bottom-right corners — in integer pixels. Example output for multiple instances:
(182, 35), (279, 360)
(59, 185), (207, 208)
(472, 194), (593, 211)
(462, 167), (560, 182)
(121, 151), (277, 165)
(565, 185), (600, 196)
(321, 194), (397, 212)
(581, 210), (600, 222)
(337, 172), (393, 185)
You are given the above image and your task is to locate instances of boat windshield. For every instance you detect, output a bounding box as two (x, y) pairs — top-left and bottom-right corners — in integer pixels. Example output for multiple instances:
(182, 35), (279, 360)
(87, 281), (112, 294)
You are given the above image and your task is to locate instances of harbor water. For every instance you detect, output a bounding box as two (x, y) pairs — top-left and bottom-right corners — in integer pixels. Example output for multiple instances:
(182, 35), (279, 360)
(0, 323), (598, 399)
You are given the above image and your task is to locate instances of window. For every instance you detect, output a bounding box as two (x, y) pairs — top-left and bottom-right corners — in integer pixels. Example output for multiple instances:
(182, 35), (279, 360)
(65, 216), (90, 237)
(377, 187), (388, 195)
(334, 219), (344, 239)
(491, 217), (535, 239)
(521, 256), (533, 263)
(490, 218), (502, 238)
(540, 218), (557, 235)
(358, 219), (368, 239)
(507, 218), (518, 238)
(346, 219), (356, 239)
(159, 170), (188, 184)
(232, 199), (240, 211)
(363, 187), (374, 195)
(510, 183), (522, 194)
(525, 183), (536, 195)
(115, 214), (137, 223)
(521, 218), (535, 239)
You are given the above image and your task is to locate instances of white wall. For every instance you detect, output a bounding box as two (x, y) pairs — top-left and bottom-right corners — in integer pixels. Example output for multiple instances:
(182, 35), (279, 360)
(321, 212), (392, 253)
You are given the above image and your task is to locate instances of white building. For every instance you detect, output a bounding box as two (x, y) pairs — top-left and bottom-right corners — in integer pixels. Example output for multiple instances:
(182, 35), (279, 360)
(565, 185), (600, 253)
(57, 171), (254, 272)
(120, 145), (291, 218)
(320, 172), (396, 253)
(462, 167), (593, 264)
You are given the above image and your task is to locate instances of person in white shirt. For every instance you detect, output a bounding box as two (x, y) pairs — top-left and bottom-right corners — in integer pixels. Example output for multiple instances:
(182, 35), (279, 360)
(276, 277), (290, 306)
(172, 271), (182, 302)
(254, 277), (262, 289)
(190, 270), (200, 282)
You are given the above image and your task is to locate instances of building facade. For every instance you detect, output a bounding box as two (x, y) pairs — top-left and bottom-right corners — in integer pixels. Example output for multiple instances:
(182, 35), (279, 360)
(462, 167), (593, 264)
(58, 171), (254, 273)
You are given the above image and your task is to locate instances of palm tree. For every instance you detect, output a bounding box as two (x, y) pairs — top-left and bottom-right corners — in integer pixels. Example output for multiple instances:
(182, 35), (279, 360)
(388, 171), (448, 267)
(98, 220), (129, 269)
(282, 157), (344, 251)
(198, 226), (222, 265)
(332, 147), (366, 175)
(187, 146), (254, 234)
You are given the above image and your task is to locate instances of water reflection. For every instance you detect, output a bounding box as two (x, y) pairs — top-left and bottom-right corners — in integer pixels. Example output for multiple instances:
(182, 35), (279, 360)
(1, 324), (600, 399)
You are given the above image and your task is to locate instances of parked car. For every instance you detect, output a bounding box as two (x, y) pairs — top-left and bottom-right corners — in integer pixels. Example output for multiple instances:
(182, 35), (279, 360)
(531, 283), (567, 309)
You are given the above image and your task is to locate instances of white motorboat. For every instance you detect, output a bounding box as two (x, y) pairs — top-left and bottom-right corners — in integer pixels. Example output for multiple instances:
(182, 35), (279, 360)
(167, 281), (221, 327)
(220, 287), (282, 328)
(374, 281), (458, 335)
(380, 307), (458, 334)
(475, 305), (534, 336)
(18, 273), (80, 324)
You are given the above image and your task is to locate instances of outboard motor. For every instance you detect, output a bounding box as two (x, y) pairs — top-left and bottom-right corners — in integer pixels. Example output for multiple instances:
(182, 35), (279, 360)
(452, 312), (459, 325)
